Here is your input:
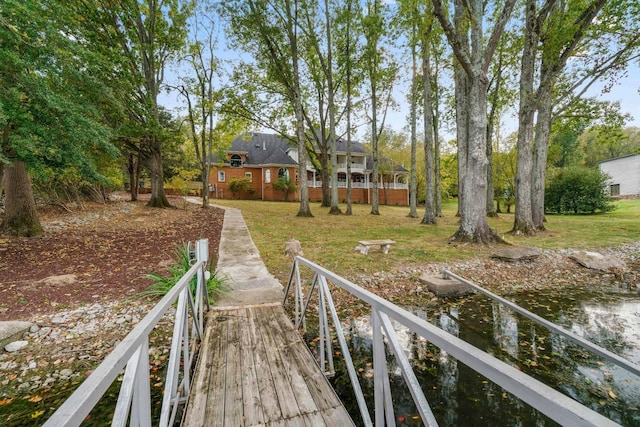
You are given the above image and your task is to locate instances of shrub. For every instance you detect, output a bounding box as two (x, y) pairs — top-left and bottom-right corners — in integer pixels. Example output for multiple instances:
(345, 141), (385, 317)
(545, 167), (614, 214)
(228, 177), (253, 198)
(273, 177), (297, 201)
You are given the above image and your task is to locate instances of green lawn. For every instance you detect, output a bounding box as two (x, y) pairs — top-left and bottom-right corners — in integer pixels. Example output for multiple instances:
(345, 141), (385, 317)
(210, 198), (640, 282)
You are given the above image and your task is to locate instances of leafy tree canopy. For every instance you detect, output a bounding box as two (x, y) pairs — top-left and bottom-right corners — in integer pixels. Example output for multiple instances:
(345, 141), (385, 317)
(0, 0), (120, 186)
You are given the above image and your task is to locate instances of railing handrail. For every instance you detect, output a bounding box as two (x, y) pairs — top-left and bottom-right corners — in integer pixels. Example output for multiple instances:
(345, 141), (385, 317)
(442, 268), (640, 377)
(44, 239), (210, 427)
(285, 256), (621, 427)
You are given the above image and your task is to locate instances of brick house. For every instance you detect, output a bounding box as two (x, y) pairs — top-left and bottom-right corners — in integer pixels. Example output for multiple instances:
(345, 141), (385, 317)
(209, 132), (409, 205)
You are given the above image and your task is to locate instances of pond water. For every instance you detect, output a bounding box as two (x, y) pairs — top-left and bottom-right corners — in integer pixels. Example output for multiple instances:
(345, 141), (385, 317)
(326, 285), (640, 426)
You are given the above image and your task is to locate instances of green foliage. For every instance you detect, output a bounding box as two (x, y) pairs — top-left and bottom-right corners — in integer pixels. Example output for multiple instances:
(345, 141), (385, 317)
(273, 176), (297, 201)
(141, 242), (225, 300)
(228, 177), (254, 196)
(0, 0), (119, 183)
(545, 167), (614, 214)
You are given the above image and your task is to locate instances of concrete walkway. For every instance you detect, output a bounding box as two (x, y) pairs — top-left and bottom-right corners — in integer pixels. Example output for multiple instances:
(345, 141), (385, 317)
(210, 204), (284, 308)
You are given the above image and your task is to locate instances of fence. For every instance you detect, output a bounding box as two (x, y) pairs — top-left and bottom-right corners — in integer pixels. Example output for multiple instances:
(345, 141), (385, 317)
(43, 239), (211, 427)
(284, 256), (621, 427)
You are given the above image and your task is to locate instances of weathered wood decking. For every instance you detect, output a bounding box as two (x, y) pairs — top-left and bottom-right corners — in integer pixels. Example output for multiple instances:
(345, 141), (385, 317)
(183, 304), (354, 427)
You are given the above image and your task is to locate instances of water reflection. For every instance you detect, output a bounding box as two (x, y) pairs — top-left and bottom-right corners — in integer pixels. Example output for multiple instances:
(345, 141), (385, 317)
(328, 287), (640, 426)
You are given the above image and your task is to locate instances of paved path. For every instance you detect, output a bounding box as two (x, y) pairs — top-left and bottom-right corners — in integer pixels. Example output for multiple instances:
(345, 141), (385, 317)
(212, 204), (284, 308)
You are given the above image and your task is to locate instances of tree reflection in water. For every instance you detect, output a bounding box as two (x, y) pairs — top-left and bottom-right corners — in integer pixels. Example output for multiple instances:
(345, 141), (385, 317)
(322, 286), (640, 426)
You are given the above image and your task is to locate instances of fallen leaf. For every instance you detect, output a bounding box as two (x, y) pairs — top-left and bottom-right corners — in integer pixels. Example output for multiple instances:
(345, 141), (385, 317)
(609, 390), (617, 400)
(29, 395), (43, 403)
(0, 398), (14, 406)
(31, 410), (45, 419)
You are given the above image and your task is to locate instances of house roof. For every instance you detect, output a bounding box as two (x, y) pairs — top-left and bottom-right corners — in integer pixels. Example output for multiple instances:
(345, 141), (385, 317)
(212, 132), (408, 173)
(214, 133), (299, 167)
(334, 138), (367, 154)
(598, 153), (640, 165)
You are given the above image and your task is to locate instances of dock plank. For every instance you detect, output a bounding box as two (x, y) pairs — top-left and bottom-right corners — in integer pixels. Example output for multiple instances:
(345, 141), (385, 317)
(204, 312), (229, 427)
(239, 308), (265, 426)
(182, 311), (219, 426)
(255, 307), (301, 420)
(224, 311), (244, 426)
(184, 306), (354, 427)
(247, 306), (283, 424)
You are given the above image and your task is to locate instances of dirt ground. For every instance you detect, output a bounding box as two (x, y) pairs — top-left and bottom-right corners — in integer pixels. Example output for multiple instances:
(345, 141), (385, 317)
(0, 194), (224, 322)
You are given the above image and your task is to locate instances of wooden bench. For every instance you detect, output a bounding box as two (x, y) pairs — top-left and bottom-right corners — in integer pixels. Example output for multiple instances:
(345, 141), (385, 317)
(357, 239), (396, 255)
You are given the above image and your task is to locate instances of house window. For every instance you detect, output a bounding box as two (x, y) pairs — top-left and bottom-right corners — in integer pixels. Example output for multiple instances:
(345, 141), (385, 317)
(610, 184), (620, 196)
(230, 154), (242, 168)
(245, 172), (252, 182)
(265, 169), (271, 183)
(278, 168), (289, 180)
(218, 171), (225, 182)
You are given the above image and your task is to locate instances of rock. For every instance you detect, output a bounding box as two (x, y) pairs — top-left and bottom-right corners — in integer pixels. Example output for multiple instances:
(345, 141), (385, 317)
(0, 321), (33, 348)
(5, 340), (29, 353)
(40, 274), (77, 287)
(419, 274), (475, 298)
(568, 251), (628, 273)
(491, 246), (542, 262)
(284, 239), (303, 257)
(51, 317), (66, 324)
(59, 368), (73, 378)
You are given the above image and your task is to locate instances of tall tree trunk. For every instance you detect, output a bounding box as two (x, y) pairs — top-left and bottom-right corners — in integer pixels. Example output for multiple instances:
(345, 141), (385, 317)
(288, 0), (312, 217)
(452, 71), (494, 242)
(512, 0), (538, 235)
(1, 161), (43, 237)
(486, 46), (504, 218)
(532, 74), (553, 229)
(433, 54), (443, 217)
(146, 145), (171, 208)
(326, 0), (341, 215)
(421, 26), (436, 225)
(345, 0), (354, 216)
(128, 152), (140, 202)
(408, 20), (419, 219)
(433, 0), (514, 242)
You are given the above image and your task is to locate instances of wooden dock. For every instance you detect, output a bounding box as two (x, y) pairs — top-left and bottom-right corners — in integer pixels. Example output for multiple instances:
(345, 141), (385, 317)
(183, 304), (355, 427)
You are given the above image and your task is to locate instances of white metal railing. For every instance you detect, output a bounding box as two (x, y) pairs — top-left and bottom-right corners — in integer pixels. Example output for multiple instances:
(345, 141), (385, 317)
(44, 239), (211, 427)
(284, 256), (621, 427)
(442, 269), (640, 378)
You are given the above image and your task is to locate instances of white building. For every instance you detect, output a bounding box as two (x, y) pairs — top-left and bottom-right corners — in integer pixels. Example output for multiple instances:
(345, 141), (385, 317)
(599, 154), (640, 197)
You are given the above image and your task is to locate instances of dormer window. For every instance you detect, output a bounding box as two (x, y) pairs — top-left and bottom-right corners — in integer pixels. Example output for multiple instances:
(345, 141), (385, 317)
(230, 154), (242, 168)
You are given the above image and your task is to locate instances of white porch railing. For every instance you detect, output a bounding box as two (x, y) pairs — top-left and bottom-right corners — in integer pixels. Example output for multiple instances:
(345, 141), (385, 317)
(284, 256), (620, 427)
(43, 239), (211, 427)
(307, 181), (408, 190)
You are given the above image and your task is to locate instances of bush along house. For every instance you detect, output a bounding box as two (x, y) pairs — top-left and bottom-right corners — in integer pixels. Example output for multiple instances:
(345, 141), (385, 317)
(209, 132), (409, 205)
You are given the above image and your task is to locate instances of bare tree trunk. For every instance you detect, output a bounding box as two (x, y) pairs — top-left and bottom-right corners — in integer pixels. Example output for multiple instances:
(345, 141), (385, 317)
(408, 20), (419, 219)
(421, 25), (436, 225)
(1, 161), (43, 237)
(532, 76), (553, 229)
(512, 0), (539, 235)
(146, 146), (171, 208)
(128, 152), (140, 201)
(434, 0), (513, 242)
(486, 46), (504, 218)
(345, 0), (354, 216)
(433, 55), (443, 217)
(288, 0), (312, 217)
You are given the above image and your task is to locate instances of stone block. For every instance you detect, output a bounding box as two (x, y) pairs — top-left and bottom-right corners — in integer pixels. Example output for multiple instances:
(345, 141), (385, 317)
(419, 274), (474, 298)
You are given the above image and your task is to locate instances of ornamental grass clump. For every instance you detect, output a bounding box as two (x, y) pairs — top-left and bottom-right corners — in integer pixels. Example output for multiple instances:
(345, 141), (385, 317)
(141, 241), (225, 301)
